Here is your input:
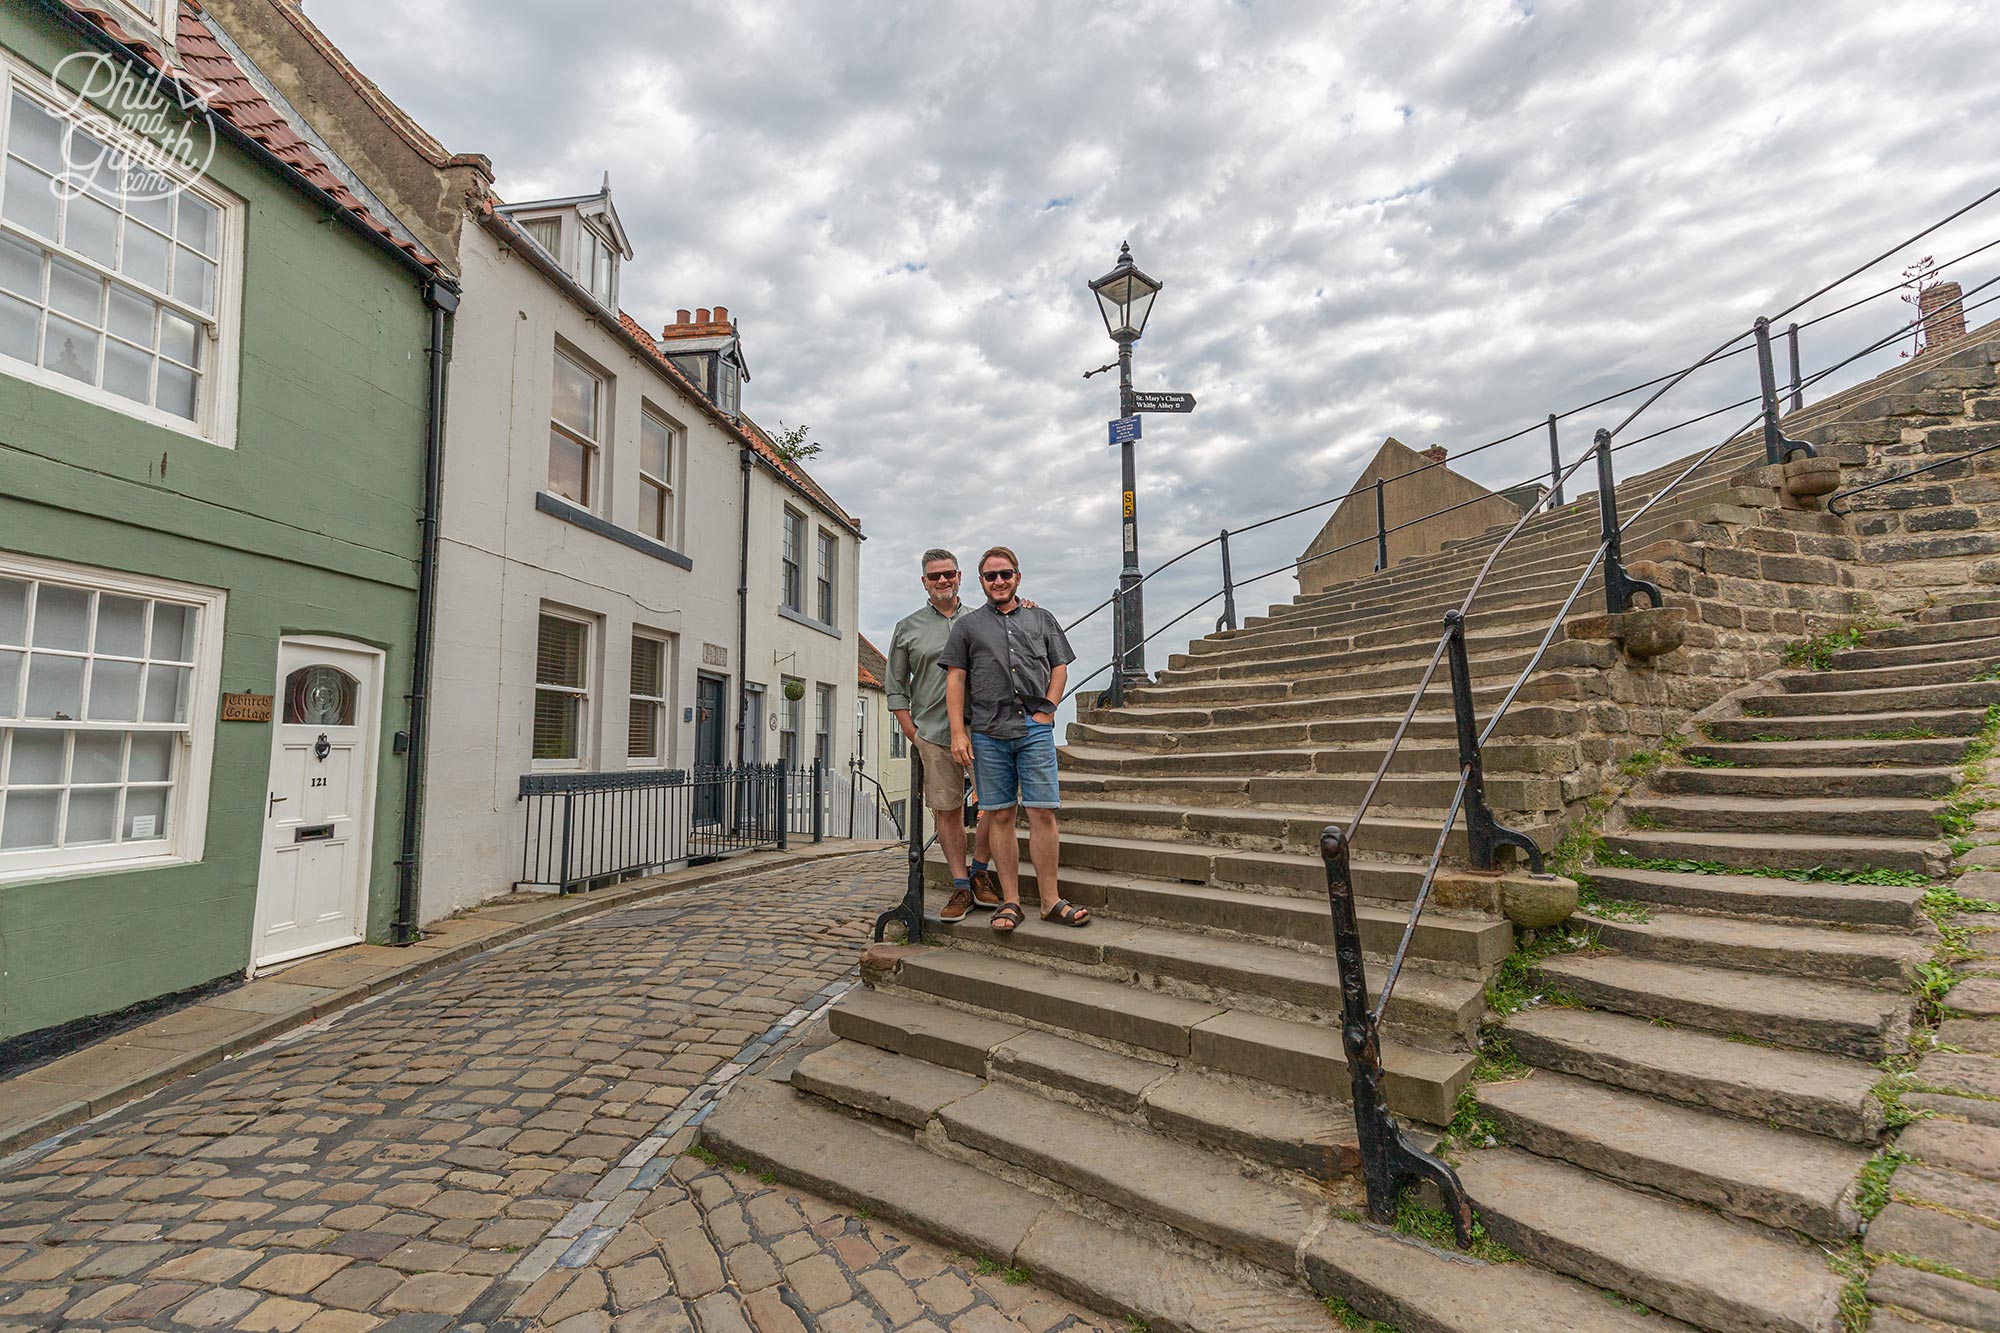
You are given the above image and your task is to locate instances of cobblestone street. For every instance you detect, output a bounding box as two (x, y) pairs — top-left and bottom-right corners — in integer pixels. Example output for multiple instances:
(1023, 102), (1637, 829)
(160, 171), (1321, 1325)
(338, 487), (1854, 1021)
(0, 851), (1109, 1333)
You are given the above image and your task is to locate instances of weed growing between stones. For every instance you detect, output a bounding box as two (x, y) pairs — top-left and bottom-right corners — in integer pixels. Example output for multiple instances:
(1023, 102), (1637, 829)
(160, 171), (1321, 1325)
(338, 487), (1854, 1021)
(973, 1256), (1031, 1284)
(1124, 1317), (1151, 1333)
(1825, 1241), (1871, 1333)
(1915, 960), (1960, 1024)
(1594, 852), (1931, 887)
(1858, 726), (1945, 740)
(688, 1145), (719, 1165)
(1484, 926), (1597, 1017)
(1392, 1192), (1517, 1263)
(1783, 622), (1876, 671)
(1683, 752), (1737, 768)
(1877, 1251), (2000, 1293)
(1617, 734), (1687, 778)
(1871, 1069), (1926, 1130)
(1601, 1290), (1654, 1315)
(1855, 1147), (1914, 1221)
(1322, 1296), (1398, 1332)
(1624, 809), (1660, 830)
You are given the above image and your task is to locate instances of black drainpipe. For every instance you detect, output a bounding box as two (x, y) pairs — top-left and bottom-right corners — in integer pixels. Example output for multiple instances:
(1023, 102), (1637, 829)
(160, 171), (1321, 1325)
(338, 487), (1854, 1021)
(393, 281), (459, 944)
(735, 446), (753, 770)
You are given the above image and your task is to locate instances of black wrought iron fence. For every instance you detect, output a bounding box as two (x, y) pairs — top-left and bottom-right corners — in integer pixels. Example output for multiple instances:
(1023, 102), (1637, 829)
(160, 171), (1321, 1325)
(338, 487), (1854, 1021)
(518, 763), (816, 894)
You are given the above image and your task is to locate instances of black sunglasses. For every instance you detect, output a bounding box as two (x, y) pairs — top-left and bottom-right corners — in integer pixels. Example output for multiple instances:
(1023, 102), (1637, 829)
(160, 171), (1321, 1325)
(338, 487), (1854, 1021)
(923, 570), (960, 582)
(981, 569), (1018, 583)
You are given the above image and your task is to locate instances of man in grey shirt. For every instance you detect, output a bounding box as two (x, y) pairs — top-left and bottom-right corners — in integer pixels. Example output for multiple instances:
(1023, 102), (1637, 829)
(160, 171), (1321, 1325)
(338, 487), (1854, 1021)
(887, 548), (998, 922)
(941, 546), (1087, 931)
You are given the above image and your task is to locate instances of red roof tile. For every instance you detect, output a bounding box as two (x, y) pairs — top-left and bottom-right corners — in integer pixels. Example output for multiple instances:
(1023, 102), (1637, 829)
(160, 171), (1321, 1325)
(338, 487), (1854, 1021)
(858, 635), (887, 690)
(68, 3), (442, 276)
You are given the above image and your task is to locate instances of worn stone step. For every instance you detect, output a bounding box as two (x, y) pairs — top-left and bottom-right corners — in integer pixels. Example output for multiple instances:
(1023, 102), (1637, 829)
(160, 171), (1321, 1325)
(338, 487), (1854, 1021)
(1623, 793), (1944, 840)
(1165, 622), (1550, 683)
(1145, 634), (1589, 697)
(1601, 826), (1947, 877)
(1702, 706), (1989, 741)
(1580, 862), (1928, 929)
(1069, 702), (1580, 753)
(1478, 1070), (1867, 1241)
(1781, 656), (2000, 693)
(859, 951), (1472, 1123)
(928, 859), (1510, 969)
(1865, 614), (2000, 649)
(1831, 631), (2000, 672)
(700, 1077), (1347, 1333)
(1000, 828), (1429, 903)
(1058, 798), (1530, 862)
(1683, 735), (1974, 767)
(1504, 1006), (1885, 1142)
(1744, 679), (2000, 717)
(1535, 952), (1911, 1058)
(1059, 741), (1463, 779)
(926, 911), (1489, 1042)
(1458, 1149), (1846, 1333)
(1063, 768), (1564, 816)
(1079, 677), (1526, 730)
(1650, 763), (1960, 800)
(1586, 911), (1929, 987)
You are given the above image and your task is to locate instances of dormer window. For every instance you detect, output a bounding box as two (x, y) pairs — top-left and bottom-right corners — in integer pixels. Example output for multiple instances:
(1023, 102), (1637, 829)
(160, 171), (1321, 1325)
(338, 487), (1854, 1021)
(105, 0), (176, 48)
(497, 176), (631, 315)
(657, 307), (749, 417)
(583, 226), (617, 309)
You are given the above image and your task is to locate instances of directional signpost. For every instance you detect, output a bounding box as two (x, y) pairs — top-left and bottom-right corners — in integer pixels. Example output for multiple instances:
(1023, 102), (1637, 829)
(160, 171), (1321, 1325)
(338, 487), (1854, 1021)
(1131, 391), (1197, 414)
(1108, 415), (1142, 446)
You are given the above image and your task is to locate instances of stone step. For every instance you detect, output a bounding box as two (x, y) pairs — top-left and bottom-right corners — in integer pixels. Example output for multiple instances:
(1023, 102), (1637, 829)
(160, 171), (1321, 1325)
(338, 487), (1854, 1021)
(1006, 828), (1429, 903)
(861, 950), (1472, 1124)
(929, 859), (1511, 970)
(1069, 701), (1580, 752)
(1580, 862), (1927, 930)
(1200, 591), (1583, 661)
(1864, 613), (2000, 649)
(1165, 622), (1550, 683)
(1058, 797), (1533, 862)
(1650, 763), (1960, 800)
(1059, 741), (1465, 777)
(1744, 679), (2000, 717)
(1535, 952), (1911, 1059)
(1683, 735), (1974, 767)
(1458, 1149), (1847, 1333)
(1832, 631), (2000, 672)
(1622, 793), (1943, 840)
(1061, 768), (1564, 817)
(1601, 825), (1946, 877)
(1133, 639), (1613, 707)
(700, 1077), (1352, 1333)
(1079, 677), (1526, 730)
(924, 911), (1489, 1043)
(793, 1036), (1361, 1183)
(1504, 1006), (1883, 1142)
(1586, 911), (1930, 987)
(1701, 707), (1988, 742)
(1778, 655), (2000, 693)
(1478, 1070), (1867, 1241)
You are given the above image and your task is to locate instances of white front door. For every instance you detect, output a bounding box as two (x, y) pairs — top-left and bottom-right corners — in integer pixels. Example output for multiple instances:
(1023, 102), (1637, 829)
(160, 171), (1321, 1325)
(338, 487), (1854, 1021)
(251, 636), (383, 968)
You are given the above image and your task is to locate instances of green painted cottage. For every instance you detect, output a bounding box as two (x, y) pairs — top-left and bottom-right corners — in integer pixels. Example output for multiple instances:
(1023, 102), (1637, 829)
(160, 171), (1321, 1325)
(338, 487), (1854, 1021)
(0, 0), (451, 1051)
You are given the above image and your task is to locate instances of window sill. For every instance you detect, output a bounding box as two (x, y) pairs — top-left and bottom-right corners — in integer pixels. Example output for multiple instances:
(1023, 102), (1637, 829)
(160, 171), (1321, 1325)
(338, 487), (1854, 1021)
(777, 605), (841, 639)
(535, 492), (695, 570)
(0, 849), (186, 889)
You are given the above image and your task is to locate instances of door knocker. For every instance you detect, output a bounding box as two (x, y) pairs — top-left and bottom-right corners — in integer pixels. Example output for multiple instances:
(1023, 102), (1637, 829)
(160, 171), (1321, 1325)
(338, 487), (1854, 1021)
(314, 733), (331, 762)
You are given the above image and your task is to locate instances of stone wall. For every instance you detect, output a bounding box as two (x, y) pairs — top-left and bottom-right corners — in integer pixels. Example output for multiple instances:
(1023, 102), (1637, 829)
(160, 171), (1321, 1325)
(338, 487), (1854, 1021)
(1297, 438), (1527, 596)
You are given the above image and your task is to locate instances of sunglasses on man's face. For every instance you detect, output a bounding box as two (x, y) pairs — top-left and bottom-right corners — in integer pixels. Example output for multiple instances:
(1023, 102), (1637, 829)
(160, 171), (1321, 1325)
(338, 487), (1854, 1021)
(923, 571), (960, 582)
(981, 569), (1018, 583)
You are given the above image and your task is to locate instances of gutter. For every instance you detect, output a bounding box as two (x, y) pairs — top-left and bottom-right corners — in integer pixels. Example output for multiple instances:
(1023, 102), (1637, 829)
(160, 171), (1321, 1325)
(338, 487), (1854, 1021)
(472, 207), (861, 538)
(393, 281), (458, 944)
(735, 447), (753, 769)
(33, 0), (450, 292)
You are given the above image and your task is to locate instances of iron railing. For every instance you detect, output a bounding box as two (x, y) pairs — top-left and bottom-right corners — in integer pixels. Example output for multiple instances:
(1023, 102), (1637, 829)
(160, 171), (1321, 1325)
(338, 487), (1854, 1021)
(873, 748), (979, 945)
(517, 762), (821, 894)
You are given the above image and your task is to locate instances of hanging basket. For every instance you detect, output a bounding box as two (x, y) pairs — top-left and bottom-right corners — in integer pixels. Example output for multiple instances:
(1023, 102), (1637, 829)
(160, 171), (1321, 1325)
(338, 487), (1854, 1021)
(783, 679), (806, 702)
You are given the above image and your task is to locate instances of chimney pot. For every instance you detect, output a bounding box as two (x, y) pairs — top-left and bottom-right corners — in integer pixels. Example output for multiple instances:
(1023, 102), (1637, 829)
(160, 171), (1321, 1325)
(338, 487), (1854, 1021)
(696, 308), (711, 324)
(714, 305), (728, 323)
(676, 309), (690, 325)
(1921, 281), (1968, 349)
(1423, 445), (1448, 464)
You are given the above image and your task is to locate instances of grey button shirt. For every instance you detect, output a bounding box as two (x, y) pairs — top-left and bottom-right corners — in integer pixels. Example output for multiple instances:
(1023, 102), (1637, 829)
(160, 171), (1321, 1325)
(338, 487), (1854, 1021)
(886, 599), (973, 748)
(938, 601), (1076, 740)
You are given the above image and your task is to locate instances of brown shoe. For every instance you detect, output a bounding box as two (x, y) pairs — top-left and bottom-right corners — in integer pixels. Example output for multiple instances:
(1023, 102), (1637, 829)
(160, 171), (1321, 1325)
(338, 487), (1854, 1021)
(939, 886), (974, 923)
(970, 868), (1001, 909)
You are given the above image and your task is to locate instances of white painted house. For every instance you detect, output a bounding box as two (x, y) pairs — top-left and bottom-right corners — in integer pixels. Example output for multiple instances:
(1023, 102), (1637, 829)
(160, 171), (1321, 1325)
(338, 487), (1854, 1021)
(419, 181), (864, 919)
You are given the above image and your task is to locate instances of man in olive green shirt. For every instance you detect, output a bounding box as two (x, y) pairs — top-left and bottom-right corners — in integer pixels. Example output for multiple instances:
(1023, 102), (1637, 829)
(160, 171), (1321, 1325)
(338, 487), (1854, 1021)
(888, 548), (997, 921)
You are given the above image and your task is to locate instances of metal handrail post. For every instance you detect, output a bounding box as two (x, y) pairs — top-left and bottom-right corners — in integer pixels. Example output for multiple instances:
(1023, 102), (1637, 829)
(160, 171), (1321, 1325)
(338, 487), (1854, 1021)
(1444, 610), (1544, 874)
(1595, 429), (1663, 616)
(1546, 413), (1564, 508)
(775, 764), (790, 851)
(1217, 529), (1238, 632)
(1320, 825), (1473, 1243)
(558, 790), (576, 895)
(1107, 584), (1128, 708)
(1372, 478), (1389, 573)
(811, 760), (824, 844)
(1787, 321), (1803, 413)
(1754, 315), (1816, 465)
(874, 749), (927, 943)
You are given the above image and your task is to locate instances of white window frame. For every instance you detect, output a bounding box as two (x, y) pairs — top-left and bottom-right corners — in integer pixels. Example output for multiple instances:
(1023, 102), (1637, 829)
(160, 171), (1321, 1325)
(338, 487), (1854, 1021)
(637, 404), (680, 546)
(780, 508), (805, 613)
(779, 679), (802, 767)
(0, 52), (241, 446)
(627, 631), (670, 768)
(581, 221), (618, 310)
(532, 608), (594, 771)
(814, 683), (833, 769)
(815, 529), (837, 624)
(0, 551), (223, 885)
(548, 346), (606, 512)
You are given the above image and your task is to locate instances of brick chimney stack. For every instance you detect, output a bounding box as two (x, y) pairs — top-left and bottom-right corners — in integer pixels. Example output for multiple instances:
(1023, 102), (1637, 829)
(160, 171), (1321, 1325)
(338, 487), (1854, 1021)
(1423, 445), (1448, 464)
(660, 307), (736, 341)
(1921, 281), (1968, 350)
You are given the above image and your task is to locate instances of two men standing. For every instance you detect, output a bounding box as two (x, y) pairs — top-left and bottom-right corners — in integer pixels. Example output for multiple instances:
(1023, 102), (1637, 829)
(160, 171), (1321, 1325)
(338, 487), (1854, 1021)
(888, 546), (1088, 932)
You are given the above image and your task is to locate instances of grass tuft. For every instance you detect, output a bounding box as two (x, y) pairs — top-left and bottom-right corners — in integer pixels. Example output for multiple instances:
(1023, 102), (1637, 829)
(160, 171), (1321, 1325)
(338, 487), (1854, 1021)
(1393, 1192), (1517, 1263)
(1323, 1296), (1398, 1332)
(1855, 1147), (1913, 1221)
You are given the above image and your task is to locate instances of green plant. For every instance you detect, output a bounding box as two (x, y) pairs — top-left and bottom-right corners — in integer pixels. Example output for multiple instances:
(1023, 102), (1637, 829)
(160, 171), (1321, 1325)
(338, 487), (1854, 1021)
(1858, 726), (1943, 740)
(1855, 1147), (1913, 1221)
(1393, 1192), (1517, 1263)
(757, 1170), (777, 1185)
(1624, 810), (1660, 830)
(1915, 960), (1959, 1023)
(1593, 853), (1929, 887)
(688, 1145), (719, 1165)
(1872, 1071), (1927, 1129)
(1618, 734), (1687, 778)
(732, 1161), (751, 1174)
(1783, 622), (1875, 671)
(1323, 1297), (1397, 1332)
(1125, 1318), (1152, 1333)
(1683, 753), (1737, 768)
(1485, 926), (1598, 1016)
(1827, 1242), (1870, 1333)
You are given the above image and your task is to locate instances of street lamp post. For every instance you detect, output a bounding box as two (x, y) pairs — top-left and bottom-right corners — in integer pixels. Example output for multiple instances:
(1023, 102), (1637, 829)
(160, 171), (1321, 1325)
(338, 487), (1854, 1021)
(1088, 242), (1162, 701)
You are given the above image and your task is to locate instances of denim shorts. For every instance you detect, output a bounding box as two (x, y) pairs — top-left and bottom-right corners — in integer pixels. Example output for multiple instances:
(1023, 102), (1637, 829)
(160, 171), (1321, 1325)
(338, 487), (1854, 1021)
(970, 722), (1060, 811)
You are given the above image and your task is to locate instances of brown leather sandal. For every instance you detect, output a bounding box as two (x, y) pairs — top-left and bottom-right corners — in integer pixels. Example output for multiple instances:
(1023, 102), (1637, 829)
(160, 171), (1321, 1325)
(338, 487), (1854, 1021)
(1040, 899), (1091, 927)
(991, 903), (1024, 933)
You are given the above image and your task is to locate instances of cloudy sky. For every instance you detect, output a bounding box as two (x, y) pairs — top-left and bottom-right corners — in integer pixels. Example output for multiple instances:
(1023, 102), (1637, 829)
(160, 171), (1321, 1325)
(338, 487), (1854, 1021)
(315, 0), (2000, 691)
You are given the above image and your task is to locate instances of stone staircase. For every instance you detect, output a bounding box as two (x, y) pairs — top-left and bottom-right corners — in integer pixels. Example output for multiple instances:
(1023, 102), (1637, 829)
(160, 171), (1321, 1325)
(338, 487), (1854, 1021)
(707, 328), (2000, 1333)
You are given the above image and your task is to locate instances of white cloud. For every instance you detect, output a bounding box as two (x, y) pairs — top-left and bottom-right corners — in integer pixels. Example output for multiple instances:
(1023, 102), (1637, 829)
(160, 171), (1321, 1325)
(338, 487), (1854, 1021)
(311, 0), (2000, 690)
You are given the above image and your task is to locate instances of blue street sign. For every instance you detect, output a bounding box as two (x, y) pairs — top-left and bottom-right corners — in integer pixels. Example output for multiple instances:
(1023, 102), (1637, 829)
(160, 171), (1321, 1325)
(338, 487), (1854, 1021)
(1108, 415), (1141, 446)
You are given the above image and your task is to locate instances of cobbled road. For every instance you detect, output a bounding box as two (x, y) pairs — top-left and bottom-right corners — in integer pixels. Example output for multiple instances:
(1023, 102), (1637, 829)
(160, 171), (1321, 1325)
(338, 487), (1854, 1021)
(0, 851), (1109, 1333)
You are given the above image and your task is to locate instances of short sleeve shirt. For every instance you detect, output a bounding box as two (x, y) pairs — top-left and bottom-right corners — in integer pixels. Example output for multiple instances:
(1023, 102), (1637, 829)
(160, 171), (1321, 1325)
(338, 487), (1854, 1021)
(938, 601), (1076, 739)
